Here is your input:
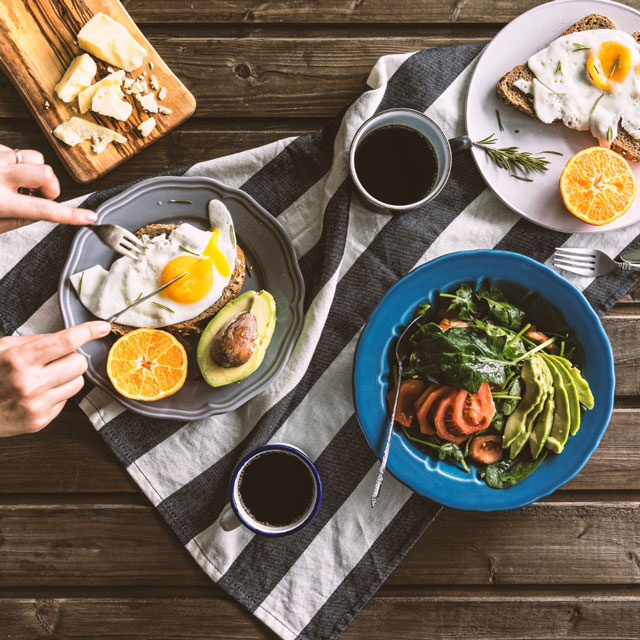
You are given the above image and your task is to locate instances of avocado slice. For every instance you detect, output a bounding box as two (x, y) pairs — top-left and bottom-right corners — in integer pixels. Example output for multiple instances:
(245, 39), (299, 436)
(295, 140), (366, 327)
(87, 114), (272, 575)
(529, 390), (555, 459)
(550, 354), (594, 410)
(549, 356), (580, 436)
(542, 356), (571, 454)
(503, 356), (547, 450)
(508, 356), (552, 458)
(197, 290), (276, 387)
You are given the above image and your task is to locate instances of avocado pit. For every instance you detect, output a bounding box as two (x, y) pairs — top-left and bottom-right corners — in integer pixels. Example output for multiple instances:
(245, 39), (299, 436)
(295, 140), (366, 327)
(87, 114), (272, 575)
(210, 311), (257, 368)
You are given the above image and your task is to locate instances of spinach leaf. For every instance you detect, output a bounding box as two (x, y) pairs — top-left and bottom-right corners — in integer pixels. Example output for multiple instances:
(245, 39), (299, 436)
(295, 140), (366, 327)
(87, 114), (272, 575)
(500, 376), (523, 416)
(403, 428), (470, 472)
(484, 451), (548, 489)
(442, 284), (483, 321)
(439, 352), (510, 392)
(490, 413), (505, 432)
(477, 284), (526, 331)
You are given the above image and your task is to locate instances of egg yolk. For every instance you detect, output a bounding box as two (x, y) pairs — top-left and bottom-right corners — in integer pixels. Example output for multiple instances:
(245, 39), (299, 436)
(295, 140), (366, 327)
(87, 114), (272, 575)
(160, 229), (232, 304)
(587, 41), (631, 91)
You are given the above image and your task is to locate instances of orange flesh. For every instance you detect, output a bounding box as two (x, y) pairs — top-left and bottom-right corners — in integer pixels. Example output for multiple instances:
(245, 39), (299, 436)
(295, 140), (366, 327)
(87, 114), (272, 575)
(560, 147), (636, 225)
(106, 328), (188, 401)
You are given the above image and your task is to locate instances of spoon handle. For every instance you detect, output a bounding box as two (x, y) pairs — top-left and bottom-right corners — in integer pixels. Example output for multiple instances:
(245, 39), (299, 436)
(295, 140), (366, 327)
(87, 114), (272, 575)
(371, 364), (402, 508)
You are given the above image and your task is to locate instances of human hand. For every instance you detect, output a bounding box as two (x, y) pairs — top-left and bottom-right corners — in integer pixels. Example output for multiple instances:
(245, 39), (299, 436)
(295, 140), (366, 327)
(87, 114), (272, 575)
(0, 321), (111, 437)
(0, 144), (96, 233)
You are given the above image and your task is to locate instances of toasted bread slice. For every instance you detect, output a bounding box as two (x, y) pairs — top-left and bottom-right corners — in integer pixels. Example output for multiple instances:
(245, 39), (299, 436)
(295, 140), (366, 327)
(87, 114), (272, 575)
(111, 223), (246, 337)
(496, 14), (640, 162)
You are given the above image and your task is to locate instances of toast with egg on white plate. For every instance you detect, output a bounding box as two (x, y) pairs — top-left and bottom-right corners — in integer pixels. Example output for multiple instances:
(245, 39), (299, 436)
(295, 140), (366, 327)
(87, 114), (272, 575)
(69, 200), (245, 337)
(496, 14), (640, 161)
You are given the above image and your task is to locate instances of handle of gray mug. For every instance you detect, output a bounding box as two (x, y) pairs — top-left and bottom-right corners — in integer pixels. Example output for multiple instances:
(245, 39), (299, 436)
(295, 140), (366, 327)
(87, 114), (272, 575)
(449, 135), (473, 155)
(220, 503), (241, 531)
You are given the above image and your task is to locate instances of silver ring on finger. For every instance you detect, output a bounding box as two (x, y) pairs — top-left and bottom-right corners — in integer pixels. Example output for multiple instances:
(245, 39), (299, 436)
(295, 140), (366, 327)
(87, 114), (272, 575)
(14, 149), (22, 164)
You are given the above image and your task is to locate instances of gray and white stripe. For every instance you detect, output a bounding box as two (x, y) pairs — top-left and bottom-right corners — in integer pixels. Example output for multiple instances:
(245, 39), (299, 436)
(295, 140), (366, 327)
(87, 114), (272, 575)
(2, 43), (639, 640)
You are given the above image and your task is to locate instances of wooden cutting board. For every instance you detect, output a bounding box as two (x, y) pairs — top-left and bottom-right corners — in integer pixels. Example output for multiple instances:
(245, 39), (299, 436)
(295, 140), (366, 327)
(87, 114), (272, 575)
(0, 0), (196, 183)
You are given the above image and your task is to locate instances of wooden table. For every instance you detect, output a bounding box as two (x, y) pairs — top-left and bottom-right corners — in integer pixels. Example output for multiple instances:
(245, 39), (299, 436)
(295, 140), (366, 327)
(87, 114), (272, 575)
(1, 2), (639, 637)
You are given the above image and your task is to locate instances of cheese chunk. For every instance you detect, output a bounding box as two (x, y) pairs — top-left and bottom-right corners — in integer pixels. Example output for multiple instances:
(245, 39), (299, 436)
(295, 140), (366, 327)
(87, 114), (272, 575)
(77, 70), (124, 114)
(92, 86), (132, 121)
(55, 54), (97, 103)
(157, 87), (167, 101)
(53, 117), (126, 154)
(77, 13), (147, 72)
(136, 92), (158, 113)
(137, 117), (156, 137)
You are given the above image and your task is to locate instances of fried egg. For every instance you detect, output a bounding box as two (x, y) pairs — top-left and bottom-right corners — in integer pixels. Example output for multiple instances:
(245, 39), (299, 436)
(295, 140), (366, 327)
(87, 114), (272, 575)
(516, 29), (640, 147)
(70, 200), (237, 327)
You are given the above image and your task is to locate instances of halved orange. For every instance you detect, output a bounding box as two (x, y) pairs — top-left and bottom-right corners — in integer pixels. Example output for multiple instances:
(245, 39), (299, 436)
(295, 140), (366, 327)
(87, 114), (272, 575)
(560, 147), (636, 226)
(106, 328), (188, 401)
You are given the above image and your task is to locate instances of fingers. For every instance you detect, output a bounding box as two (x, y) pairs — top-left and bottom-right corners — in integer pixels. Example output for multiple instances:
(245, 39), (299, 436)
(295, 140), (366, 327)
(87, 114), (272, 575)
(0, 333), (50, 352)
(0, 163), (59, 198)
(24, 321), (111, 365)
(0, 148), (44, 166)
(44, 375), (86, 406)
(2, 192), (97, 225)
(39, 351), (88, 390)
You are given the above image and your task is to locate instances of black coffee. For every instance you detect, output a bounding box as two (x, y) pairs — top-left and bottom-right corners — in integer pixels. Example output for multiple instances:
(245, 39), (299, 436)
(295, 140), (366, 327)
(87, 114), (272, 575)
(238, 451), (315, 527)
(354, 124), (438, 206)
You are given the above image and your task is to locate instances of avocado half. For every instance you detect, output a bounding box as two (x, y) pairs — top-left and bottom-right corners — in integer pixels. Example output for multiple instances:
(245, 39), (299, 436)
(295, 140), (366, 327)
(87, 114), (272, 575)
(197, 290), (276, 387)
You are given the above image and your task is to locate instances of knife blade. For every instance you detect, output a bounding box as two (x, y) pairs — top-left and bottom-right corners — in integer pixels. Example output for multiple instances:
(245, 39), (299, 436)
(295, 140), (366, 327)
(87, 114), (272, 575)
(105, 271), (188, 323)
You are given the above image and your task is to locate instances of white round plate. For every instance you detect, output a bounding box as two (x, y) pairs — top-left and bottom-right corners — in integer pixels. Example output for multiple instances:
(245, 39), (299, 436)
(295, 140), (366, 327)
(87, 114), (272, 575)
(466, 0), (640, 233)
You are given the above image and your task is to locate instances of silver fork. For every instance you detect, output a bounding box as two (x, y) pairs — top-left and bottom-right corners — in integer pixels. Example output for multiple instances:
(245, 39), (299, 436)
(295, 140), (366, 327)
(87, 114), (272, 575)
(89, 224), (144, 260)
(553, 247), (640, 277)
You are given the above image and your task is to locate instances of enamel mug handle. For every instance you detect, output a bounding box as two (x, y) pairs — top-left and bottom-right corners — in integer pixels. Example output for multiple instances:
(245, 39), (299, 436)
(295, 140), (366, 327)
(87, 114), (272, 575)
(220, 503), (242, 531)
(449, 135), (473, 155)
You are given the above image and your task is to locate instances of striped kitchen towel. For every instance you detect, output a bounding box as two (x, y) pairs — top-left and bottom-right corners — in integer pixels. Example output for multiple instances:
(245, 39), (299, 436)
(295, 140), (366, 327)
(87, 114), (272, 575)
(2, 43), (640, 639)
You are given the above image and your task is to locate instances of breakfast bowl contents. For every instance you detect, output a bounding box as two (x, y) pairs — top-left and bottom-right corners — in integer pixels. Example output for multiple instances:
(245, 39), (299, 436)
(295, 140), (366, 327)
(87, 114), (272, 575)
(353, 250), (614, 511)
(387, 282), (594, 489)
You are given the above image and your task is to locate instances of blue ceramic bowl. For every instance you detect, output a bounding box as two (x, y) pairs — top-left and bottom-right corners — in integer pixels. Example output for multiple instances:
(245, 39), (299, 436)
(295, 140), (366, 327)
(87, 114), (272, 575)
(353, 250), (615, 511)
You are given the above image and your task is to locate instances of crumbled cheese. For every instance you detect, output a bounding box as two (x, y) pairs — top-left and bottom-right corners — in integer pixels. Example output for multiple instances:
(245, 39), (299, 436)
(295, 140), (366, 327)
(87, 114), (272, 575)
(123, 77), (134, 90)
(157, 87), (167, 101)
(91, 85), (132, 121)
(107, 66), (115, 73)
(137, 117), (156, 137)
(158, 105), (172, 115)
(126, 79), (147, 95)
(148, 61), (154, 70)
(53, 116), (126, 153)
(136, 92), (158, 113)
(150, 74), (159, 91)
(44, 100), (50, 109)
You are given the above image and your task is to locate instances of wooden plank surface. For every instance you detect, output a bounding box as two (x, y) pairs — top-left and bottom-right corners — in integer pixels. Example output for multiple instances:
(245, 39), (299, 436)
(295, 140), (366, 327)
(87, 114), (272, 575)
(0, 1), (196, 182)
(1, 587), (639, 639)
(1, 498), (638, 586)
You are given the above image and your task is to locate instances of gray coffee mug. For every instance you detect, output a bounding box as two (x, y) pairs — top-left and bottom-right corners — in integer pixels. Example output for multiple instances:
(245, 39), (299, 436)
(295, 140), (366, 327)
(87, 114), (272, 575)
(349, 107), (471, 212)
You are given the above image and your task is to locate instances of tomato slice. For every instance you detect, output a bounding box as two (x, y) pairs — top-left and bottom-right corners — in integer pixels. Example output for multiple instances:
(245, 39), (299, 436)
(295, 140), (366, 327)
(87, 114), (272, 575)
(414, 383), (439, 414)
(434, 391), (469, 444)
(416, 385), (452, 435)
(469, 434), (504, 464)
(439, 318), (469, 331)
(386, 379), (425, 427)
(452, 382), (496, 434)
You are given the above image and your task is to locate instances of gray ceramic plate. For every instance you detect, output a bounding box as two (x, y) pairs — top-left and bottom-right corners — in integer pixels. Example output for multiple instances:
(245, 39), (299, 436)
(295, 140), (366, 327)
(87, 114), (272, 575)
(58, 176), (305, 420)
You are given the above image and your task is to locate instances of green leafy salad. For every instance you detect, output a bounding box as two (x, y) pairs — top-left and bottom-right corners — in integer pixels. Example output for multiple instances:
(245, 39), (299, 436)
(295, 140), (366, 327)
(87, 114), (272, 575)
(387, 282), (594, 489)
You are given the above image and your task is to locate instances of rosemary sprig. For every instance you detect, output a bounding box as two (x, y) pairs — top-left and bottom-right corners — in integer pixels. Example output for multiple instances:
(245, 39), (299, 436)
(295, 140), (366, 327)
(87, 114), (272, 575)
(608, 54), (620, 79)
(179, 244), (200, 256)
(590, 94), (604, 116)
(540, 150), (563, 156)
(134, 292), (143, 302)
(473, 134), (551, 174)
(78, 272), (84, 297)
(511, 174), (534, 182)
(607, 126), (614, 142)
(168, 199), (193, 204)
(555, 61), (562, 75)
(548, 92), (566, 96)
(152, 301), (175, 313)
(573, 43), (590, 52)
(495, 108), (504, 132)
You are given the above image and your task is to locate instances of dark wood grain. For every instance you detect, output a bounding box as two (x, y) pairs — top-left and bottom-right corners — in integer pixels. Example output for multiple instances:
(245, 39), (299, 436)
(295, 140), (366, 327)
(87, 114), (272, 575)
(121, 0), (638, 24)
(1, 499), (638, 586)
(1, 587), (639, 639)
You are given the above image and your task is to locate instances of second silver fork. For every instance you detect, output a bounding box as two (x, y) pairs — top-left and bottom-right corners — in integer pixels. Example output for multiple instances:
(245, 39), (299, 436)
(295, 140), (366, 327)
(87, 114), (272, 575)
(89, 224), (144, 260)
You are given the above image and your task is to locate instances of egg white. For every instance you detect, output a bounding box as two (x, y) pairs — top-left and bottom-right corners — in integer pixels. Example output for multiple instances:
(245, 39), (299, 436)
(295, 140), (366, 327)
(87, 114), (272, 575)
(522, 29), (640, 146)
(70, 199), (237, 327)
